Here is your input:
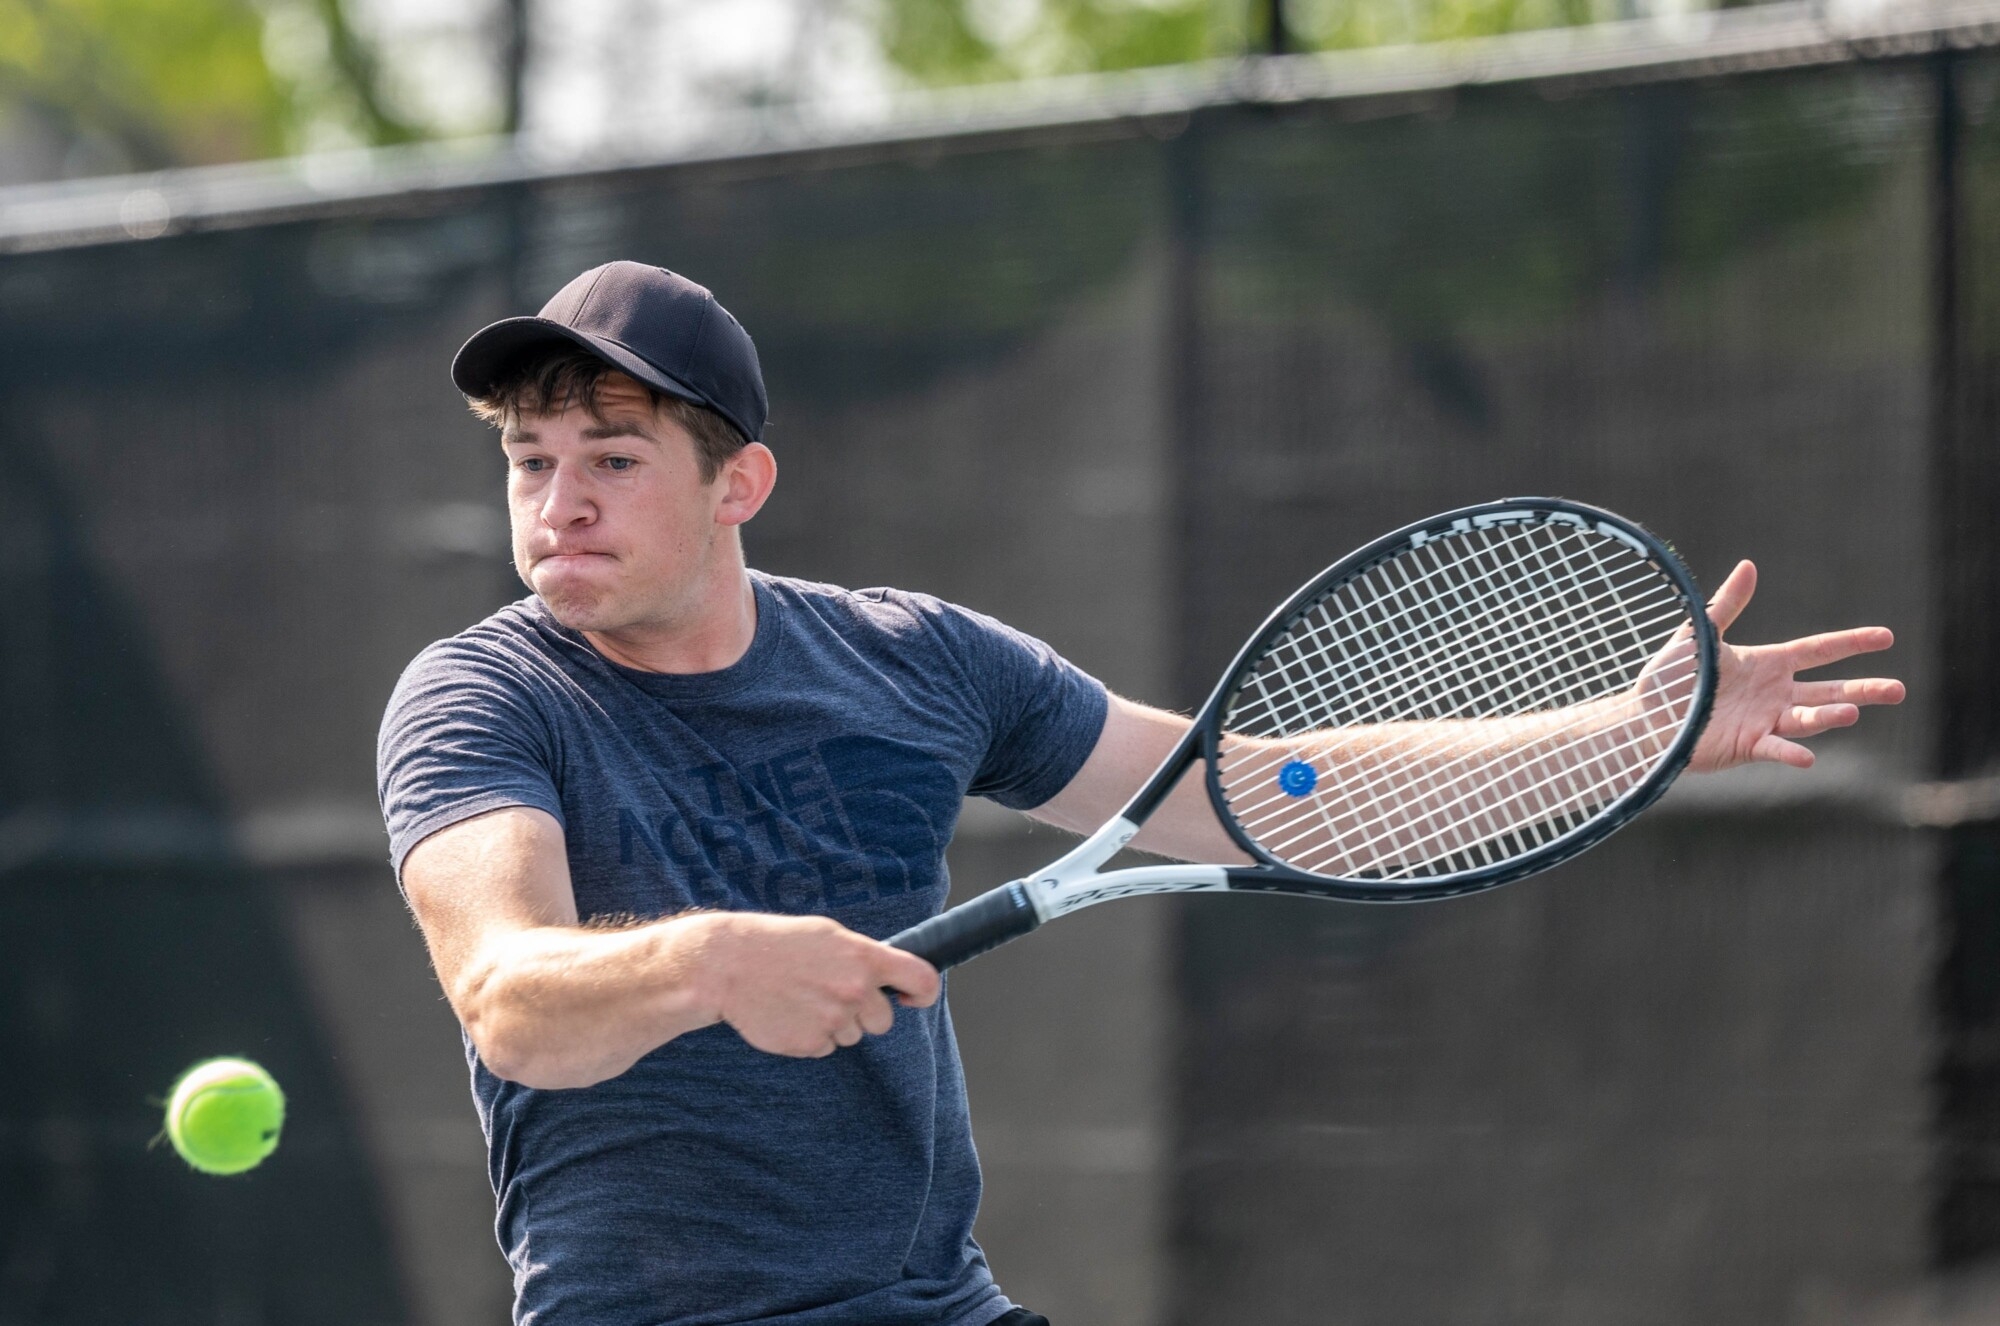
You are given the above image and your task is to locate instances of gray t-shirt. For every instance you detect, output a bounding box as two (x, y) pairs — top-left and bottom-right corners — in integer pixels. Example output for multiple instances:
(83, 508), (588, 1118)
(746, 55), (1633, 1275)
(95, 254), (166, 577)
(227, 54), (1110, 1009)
(376, 572), (1107, 1326)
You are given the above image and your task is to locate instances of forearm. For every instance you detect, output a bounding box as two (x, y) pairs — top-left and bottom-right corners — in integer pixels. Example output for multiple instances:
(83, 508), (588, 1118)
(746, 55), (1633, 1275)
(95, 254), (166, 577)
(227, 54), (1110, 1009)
(1030, 695), (1249, 864)
(408, 806), (942, 1078)
(1126, 757), (1249, 862)
(1224, 692), (1674, 873)
(455, 912), (728, 1090)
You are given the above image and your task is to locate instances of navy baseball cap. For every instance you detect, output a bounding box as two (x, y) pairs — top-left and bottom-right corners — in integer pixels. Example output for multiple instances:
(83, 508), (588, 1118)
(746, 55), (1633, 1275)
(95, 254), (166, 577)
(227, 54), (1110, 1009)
(450, 261), (768, 444)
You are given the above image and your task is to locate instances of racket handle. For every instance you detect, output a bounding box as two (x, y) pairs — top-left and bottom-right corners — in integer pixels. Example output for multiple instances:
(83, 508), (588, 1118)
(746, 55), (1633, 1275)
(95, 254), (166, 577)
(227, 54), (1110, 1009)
(890, 883), (1041, 972)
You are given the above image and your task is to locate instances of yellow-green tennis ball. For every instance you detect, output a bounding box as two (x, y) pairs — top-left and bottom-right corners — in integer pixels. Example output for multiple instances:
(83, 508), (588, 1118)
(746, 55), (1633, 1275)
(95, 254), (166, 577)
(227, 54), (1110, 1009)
(164, 1057), (285, 1175)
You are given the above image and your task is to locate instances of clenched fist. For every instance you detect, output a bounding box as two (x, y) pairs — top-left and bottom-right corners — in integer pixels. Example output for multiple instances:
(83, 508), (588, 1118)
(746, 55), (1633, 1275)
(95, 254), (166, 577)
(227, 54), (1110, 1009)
(695, 913), (942, 1058)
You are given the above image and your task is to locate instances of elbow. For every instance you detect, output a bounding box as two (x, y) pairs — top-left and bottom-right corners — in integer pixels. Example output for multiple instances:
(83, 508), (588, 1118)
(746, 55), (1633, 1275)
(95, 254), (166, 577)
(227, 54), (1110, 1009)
(482, 1048), (605, 1092)
(465, 1018), (547, 1088)
(455, 963), (535, 1083)
(455, 965), (612, 1091)
(467, 1010), (612, 1090)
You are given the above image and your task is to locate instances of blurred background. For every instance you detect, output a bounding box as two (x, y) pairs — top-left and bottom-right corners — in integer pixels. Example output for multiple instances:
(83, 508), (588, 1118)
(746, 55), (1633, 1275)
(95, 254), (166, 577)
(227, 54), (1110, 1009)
(1, 0), (1997, 1323)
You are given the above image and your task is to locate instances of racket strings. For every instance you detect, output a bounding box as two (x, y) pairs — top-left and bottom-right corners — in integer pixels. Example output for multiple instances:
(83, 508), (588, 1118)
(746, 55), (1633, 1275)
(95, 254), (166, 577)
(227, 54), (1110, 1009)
(1232, 536), (1704, 876)
(1234, 629), (1693, 876)
(1227, 530), (1684, 801)
(1247, 556), (1684, 745)
(1229, 646), (1694, 842)
(1229, 594), (1694, 828)
(1240, 540), (1651, 737)
(1232, 523), (1659, 752)
(1241, 634), (1697, 875)
(1224, 536), (1696, 876)
(1216, 520), (1701, 881)
(1257, 523), (1676, 731)
(1255, 677), (1695, 874)
(1231, 633), (1685, 864)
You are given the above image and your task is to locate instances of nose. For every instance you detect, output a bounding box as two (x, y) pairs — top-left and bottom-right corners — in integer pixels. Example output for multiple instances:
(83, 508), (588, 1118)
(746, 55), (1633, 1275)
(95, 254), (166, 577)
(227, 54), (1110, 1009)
(539, 461), (595, 529)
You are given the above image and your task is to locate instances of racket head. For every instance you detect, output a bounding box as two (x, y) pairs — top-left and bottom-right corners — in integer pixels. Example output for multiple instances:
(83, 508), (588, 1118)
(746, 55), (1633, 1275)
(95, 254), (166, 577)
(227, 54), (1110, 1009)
(1198, 498), (1716, 902)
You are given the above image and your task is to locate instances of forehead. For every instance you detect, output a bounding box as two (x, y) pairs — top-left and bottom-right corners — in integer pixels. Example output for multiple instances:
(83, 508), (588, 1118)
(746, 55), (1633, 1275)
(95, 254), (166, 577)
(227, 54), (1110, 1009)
(505, 372), (661, 438)
(577, 373), (655, 414)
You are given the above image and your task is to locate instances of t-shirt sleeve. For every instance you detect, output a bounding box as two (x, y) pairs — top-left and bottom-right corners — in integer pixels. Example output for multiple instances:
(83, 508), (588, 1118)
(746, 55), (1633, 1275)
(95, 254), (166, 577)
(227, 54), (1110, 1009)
(921, 600), (1109, 811)
(376, 639), (566, 878)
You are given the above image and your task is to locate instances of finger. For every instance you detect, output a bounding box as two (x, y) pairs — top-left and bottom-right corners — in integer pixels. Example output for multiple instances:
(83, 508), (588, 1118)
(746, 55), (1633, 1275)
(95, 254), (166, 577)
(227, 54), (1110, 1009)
(1792, 677), (1906, 707)
(875, 945), (943, 1008)
(1750, 733), (1815, 768)
(1775, 703), (1859, 739)
(833, 1019), (864, 1049)
(858, 989), (896, 1038)
(1705, 560), (1757, 635)
(1779, 627), (1896, 672)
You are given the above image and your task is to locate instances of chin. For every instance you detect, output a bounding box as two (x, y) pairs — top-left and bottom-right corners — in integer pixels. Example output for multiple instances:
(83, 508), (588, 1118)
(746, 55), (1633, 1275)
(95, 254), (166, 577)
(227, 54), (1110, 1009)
(531, 569), (622, 630)
(539, 595), (616, 632)
(538, 591), (632, 634)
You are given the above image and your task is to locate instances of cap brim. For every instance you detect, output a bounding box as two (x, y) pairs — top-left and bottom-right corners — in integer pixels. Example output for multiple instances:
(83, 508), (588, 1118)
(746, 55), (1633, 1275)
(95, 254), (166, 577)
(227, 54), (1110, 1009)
(450, 317), (707, 411)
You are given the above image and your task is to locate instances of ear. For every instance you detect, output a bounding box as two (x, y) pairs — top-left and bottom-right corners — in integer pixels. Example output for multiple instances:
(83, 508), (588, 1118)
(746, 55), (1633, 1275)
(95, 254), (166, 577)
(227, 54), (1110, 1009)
(713, 443), (776, 528)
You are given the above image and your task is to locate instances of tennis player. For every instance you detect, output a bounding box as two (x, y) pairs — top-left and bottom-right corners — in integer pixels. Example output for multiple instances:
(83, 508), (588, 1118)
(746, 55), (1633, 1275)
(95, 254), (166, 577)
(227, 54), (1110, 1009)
(377, 261), (1904, 1326)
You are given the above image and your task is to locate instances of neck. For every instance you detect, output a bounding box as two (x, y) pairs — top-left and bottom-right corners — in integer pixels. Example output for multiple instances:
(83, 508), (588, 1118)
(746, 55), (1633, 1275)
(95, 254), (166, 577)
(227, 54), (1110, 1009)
(581, 544), (758, 675)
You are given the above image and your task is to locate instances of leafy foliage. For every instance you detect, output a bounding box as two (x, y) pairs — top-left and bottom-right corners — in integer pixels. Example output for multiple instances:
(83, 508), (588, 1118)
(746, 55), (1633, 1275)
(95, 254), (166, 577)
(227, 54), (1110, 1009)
(0, 0), (416, 175)
(876, 0), (1618, 85)
(879, 0), (1229, 84)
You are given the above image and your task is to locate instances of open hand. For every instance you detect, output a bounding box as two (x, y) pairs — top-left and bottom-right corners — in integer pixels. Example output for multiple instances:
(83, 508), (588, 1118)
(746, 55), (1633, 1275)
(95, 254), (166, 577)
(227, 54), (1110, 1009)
(1689, 560), (1904, 773)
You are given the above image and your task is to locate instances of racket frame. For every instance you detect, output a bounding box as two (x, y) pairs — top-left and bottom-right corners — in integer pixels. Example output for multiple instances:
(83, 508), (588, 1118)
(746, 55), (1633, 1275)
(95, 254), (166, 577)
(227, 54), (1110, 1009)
(1188, 497), (1717, 902)
(891, 497), (1716, 969)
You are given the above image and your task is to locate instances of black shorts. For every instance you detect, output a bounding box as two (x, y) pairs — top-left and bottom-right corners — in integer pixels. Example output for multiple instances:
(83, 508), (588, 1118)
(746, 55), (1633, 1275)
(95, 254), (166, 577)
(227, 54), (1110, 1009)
(990, 1311), (1050, 1326)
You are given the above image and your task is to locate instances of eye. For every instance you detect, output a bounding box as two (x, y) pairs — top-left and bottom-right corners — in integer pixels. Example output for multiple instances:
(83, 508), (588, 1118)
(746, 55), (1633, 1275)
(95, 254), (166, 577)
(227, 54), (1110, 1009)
(603, 456), (636, 472)
(514, 456), (549, 474)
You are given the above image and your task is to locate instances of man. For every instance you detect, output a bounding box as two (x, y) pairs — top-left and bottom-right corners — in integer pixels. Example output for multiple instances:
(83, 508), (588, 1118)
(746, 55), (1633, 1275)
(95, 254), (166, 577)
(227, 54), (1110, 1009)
(377, 261), (1904, 1325)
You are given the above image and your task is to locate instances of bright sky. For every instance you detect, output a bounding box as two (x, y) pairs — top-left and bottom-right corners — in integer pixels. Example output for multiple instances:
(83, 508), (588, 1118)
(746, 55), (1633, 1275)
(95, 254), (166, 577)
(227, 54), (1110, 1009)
(342, 0), (896, 149)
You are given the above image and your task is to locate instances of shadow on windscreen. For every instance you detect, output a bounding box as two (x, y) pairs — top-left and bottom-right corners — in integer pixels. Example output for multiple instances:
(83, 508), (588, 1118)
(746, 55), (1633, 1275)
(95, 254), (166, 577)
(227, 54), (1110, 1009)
(0, 422), (405, 1323)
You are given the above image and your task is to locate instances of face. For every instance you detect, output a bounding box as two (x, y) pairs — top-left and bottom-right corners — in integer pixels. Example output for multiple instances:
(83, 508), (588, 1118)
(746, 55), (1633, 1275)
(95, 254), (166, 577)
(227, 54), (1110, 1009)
(501, 375), (763, 635)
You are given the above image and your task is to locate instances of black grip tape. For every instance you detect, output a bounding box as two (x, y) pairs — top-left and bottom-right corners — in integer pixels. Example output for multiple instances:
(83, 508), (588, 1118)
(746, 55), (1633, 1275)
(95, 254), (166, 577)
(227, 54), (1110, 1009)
(889, 883), (1041, 972)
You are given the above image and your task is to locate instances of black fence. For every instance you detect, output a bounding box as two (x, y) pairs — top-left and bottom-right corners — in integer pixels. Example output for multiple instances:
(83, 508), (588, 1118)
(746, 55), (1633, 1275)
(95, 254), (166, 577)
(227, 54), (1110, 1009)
(0, 13), (1994, 1324)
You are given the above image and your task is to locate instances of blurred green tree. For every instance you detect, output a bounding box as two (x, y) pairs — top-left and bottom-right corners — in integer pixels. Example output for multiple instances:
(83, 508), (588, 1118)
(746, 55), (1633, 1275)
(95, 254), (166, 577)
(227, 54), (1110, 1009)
(0, 0), (416, 177)
(876, 0), (1617, 84)
(879, 0), (1227, 82)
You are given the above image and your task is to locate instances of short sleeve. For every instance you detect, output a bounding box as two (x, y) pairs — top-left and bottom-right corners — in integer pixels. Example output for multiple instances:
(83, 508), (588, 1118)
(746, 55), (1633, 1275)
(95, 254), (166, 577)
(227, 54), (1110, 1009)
(376, 640), (566, 878)
(922, 601), (1109, 811)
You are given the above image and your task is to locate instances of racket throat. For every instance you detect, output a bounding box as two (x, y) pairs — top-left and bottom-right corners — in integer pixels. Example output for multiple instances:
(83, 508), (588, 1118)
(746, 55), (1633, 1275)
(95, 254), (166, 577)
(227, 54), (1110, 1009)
(1025, 815), (1142, 909)
(1028, 817), (1233, 918)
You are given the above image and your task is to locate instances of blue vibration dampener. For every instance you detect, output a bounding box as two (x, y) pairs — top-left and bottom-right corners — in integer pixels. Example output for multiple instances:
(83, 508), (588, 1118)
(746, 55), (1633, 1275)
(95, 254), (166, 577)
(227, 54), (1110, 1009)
(1277, 760), (1317, 797)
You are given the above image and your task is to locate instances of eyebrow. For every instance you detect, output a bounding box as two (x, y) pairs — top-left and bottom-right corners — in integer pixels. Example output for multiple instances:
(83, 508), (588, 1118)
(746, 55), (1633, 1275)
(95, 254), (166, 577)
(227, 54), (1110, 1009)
(501, 419), (659, 446)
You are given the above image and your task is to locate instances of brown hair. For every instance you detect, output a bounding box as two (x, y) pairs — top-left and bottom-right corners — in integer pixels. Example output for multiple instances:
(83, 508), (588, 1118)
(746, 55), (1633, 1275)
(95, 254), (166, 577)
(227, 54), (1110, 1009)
(466, 346), (748, 482)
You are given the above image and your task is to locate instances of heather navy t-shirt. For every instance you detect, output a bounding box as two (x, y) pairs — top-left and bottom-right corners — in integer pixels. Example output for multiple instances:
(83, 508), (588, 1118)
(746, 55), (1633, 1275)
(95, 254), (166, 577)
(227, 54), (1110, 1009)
(376, 571), (1107, 1326)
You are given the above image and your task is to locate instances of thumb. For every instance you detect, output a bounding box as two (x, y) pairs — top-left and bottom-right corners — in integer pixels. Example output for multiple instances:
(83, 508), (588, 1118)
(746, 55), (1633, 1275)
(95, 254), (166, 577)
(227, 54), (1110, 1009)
(1705, 559), (1756, 636)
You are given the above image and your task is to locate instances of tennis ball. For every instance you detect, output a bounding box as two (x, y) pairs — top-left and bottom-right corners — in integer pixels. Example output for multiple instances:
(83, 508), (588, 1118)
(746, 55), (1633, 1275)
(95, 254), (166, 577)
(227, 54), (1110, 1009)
(164, 1057), (285, 1175)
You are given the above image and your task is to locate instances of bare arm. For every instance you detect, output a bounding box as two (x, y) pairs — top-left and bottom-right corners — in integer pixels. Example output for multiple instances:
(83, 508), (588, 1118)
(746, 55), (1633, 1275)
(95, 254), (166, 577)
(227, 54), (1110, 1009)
(402, 806), (941, 1089)
(1027, 694), (1249, 862)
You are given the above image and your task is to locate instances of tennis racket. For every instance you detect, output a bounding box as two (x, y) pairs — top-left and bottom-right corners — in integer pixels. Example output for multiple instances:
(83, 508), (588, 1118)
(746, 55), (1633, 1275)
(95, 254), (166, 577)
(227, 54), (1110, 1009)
(889, 497), (1717, 972)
